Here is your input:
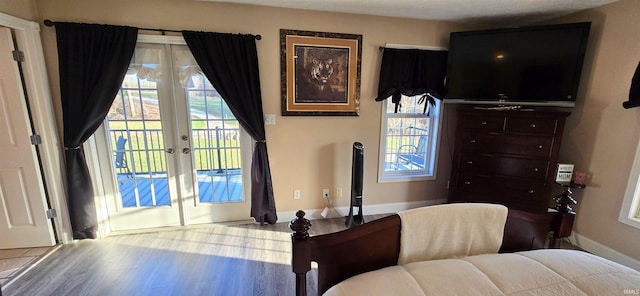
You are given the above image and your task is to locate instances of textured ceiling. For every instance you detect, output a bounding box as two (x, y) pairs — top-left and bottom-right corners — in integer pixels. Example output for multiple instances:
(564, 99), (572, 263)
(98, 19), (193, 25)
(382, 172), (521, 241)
(199, 0), (619, 25)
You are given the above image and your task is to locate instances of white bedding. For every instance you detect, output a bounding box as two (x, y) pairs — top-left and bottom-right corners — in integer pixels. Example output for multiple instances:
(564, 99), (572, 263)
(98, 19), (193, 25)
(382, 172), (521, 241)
(324, 249), (640, 295)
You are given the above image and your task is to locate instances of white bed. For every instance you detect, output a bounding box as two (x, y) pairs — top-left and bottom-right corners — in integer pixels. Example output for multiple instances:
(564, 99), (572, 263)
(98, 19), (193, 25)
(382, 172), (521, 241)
(290, 203), (640, 296)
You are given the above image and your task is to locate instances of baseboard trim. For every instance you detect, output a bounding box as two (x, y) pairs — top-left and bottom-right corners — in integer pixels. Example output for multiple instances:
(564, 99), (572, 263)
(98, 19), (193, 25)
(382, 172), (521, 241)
(570, 232), (640, 271)
(277, 199), (447, 222)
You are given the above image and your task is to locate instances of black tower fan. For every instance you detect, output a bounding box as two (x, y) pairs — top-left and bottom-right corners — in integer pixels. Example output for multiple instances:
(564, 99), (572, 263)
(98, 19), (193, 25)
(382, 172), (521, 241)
(346, 142), (364, 228)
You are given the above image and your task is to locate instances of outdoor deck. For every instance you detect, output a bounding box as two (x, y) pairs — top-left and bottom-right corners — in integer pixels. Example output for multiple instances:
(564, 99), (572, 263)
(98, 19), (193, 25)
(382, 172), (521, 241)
(117, 170), (243, 207)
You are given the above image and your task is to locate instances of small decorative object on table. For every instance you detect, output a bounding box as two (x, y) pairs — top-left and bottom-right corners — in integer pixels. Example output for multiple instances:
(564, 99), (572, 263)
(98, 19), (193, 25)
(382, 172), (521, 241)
(574, 171), (587, 185)
(553, 181), (586, 214)
(555, 163), (574, 183)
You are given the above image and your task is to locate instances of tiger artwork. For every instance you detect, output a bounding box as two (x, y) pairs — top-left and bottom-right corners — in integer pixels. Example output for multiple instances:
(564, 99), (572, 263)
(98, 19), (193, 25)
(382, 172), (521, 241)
(297, 58), (339, 102)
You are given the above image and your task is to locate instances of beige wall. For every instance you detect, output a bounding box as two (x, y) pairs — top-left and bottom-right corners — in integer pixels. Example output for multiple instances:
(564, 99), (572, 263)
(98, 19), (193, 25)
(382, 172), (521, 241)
(0, 0), (37, 20)
(32, 0), (473, 215)
(548, 0), (640, 260)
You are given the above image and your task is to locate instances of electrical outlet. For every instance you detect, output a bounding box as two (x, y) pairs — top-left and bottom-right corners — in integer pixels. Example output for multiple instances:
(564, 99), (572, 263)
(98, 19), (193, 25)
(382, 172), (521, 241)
(294, 189), (301, 200)
(336, 188), (343, 198)
(323, 188), (329, 198)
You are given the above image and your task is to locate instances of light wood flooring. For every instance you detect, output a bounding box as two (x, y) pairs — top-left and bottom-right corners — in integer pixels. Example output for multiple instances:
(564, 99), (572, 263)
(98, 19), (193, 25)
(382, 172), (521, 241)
(2, 214), (389, 296)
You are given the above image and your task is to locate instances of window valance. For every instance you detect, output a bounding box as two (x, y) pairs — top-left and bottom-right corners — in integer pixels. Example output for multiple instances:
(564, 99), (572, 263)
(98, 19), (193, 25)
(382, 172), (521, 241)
(375, 48), (448, 113)
(127, 46), (202, 87)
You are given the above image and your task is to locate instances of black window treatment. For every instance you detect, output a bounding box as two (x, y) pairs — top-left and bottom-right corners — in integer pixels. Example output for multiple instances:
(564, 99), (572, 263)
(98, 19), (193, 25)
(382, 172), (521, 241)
(182, 31), (277, 224)
(54, 22), (138, 239)
(623, 61), (640, 109)
(375, 48), (448, 113)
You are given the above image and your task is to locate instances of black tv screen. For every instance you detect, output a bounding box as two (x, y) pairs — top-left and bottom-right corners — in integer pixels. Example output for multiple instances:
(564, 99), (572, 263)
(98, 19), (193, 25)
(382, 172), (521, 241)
(445, 22), (591, 107)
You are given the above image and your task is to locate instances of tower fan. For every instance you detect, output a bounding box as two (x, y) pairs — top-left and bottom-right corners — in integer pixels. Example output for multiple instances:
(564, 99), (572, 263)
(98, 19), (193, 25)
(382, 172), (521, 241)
(346, 142), (364, 228)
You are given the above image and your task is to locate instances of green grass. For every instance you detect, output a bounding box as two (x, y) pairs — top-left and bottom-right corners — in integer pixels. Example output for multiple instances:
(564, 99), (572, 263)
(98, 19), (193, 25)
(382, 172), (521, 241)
(110, 123), (242, 173)
(109, 120), (162, 130)
(111, 79), (244, 173)
(188, 95), (237, 123)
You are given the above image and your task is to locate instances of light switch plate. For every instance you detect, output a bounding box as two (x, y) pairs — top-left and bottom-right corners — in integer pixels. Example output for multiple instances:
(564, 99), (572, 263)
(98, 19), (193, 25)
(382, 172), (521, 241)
(264, 114), (276, 125)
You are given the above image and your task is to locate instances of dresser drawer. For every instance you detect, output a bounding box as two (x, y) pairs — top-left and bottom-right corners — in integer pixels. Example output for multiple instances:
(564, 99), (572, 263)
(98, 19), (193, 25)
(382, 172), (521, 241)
(459, 115), (505, 132)
(460, 133), (554, 158)
(455, 174), (546, 202)
(507, 117), (558, 135)
(458, 153), (549, 180)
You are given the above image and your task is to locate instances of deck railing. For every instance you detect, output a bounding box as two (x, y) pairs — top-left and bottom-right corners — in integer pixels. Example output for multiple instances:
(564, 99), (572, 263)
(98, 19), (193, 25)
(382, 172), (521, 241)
(110, 124), (242, 175)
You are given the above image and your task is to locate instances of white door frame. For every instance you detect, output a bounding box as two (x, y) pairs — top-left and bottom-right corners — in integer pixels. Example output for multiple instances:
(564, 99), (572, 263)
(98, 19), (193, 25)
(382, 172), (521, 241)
(0, 12), (73, 244)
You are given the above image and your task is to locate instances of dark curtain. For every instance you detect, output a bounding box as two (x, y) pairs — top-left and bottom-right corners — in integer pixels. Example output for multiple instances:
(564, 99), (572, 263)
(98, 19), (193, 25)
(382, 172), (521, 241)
(375, 48), (448, 113)
(623, 61), (640, 109)
(54, 22), (138, 239)
(182, 31), (277, 224)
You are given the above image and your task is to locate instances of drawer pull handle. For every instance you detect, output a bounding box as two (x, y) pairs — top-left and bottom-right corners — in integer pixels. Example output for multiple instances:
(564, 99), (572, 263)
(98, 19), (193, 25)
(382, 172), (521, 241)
(528, 189), (535, 194)
(531, 167), (539, 172)
(466, 160), (473, 165)
(464, 181), (471, 185)
(537, 144), (543, 149)
(480, 121), (487, 125)
(529, 123), (536, 128)
(469, 139), (477, 144)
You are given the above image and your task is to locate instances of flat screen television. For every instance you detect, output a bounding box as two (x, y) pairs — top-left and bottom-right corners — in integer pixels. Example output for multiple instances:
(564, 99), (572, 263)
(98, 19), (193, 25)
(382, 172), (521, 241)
(445, 22), (591, 108)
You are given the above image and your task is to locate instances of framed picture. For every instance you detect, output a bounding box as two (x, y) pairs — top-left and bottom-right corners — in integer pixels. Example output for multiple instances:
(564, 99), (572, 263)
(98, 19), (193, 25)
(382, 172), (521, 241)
(280, 29), (362, 116)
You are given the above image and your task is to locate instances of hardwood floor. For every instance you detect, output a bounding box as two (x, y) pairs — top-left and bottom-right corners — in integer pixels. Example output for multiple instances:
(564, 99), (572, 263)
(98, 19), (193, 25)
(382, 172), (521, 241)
(3, 214), (390, 296)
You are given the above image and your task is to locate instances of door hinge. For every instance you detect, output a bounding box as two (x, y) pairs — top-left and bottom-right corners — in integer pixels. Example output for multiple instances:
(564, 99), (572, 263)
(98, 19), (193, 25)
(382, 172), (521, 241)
(30, 134), (42, 145)
(46, 208), (57, 219)
(12, 50), (25, 62)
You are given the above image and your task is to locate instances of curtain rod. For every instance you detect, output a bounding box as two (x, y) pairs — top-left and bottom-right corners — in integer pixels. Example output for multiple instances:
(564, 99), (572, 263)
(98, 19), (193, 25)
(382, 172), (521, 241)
(43, 19), (262, 40)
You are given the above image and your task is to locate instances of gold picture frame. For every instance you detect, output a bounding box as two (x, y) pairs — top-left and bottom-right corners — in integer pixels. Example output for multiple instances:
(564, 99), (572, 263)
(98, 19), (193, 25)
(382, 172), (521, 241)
(280, 29), (362, 116)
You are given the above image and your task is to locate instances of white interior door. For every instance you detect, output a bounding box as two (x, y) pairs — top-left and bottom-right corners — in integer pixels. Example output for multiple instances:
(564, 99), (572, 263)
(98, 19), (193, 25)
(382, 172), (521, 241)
(0, 27), (55, 248)
(102, 39), (251, 231)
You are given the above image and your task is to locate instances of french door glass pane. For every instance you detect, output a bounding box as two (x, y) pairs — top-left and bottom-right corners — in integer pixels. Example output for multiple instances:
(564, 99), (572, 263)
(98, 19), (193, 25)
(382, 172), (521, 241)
(185, 72), (244, 204)
(107, 57), (171, 208)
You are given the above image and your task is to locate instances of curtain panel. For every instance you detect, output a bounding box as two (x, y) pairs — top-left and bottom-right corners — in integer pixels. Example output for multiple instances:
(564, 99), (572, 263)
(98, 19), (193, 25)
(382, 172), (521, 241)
(623, 61), (640, 109)
(54, 22), (138, 239)
(375, 48), (448, 113)
(182, 31), (277, 224)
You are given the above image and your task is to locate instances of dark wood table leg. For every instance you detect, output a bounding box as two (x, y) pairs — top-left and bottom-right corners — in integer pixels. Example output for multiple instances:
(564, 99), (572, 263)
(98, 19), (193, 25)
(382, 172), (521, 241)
(550, 211), (575, 248)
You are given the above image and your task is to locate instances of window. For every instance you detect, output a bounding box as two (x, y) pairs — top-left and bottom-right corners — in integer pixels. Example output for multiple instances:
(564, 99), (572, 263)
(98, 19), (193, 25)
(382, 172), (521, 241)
(378, 95), (442, 182)
(619, 138), (640, 229)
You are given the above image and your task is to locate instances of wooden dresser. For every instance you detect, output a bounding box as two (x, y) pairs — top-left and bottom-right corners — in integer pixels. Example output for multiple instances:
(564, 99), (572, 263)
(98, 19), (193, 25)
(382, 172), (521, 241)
(448, 108), (570, 214)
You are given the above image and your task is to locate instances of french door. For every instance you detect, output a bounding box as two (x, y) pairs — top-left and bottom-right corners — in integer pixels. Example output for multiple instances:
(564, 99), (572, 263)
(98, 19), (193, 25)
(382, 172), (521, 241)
(98, 37), (251, 231)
